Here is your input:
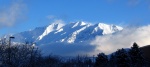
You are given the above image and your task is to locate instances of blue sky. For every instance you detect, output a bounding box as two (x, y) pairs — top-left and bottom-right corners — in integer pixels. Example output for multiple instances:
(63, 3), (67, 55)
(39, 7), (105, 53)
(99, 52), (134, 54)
(0, 0), (150, 36)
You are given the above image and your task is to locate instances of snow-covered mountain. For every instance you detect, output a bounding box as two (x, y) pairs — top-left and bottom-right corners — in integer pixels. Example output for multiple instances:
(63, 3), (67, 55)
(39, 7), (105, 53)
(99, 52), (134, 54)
(12, 21), (123, 44)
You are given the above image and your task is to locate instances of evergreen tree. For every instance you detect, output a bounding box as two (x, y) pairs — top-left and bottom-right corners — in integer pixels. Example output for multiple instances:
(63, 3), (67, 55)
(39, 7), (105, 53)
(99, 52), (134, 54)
(109, 54), (116, 67)
(94, 53), (108, 67)
(115, 48), (130, 67)
(129, 42), (144, 67)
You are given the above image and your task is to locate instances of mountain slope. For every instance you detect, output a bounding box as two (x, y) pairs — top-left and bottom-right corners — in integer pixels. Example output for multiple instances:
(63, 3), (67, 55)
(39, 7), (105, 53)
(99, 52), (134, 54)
(13, 27), (46, 43)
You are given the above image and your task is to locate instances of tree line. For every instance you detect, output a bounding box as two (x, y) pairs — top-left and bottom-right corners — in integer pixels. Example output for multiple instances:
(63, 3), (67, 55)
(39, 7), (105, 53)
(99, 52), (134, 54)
(95, 42), (150, 67)
(0, 38), (149, 67)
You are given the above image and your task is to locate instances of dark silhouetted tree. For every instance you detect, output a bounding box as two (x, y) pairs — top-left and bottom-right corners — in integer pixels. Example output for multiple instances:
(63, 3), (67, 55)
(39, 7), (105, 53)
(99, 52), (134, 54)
(115, 48), (130, 67)
(94, 53), (108, 67)
(129, 42), (145, 67)
(109, 54), (116, 67)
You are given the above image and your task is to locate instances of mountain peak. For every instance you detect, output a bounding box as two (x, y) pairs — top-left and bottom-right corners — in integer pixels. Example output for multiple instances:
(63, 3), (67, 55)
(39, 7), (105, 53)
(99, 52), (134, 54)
(71, 21), (87, 28)
(93, 23), (123, 35)
(77, 21), (86, 26)
(37, 22), (64, 40)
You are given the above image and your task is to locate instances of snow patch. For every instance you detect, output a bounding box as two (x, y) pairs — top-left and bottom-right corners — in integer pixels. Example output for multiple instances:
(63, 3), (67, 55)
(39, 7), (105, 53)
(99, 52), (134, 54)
(72, 21), (86, 28)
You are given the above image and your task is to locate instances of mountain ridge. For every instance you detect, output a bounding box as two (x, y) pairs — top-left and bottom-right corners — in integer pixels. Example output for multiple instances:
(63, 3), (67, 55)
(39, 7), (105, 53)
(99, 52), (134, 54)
(9, 21), (123, 45)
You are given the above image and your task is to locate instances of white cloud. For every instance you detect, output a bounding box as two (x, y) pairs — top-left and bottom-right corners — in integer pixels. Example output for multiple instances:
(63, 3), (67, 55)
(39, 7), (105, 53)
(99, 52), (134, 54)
(0, 1), (27, 28)
(46, 15), (55, 20)
(52, 19), (64, 24)
(91, 25), (150, 54)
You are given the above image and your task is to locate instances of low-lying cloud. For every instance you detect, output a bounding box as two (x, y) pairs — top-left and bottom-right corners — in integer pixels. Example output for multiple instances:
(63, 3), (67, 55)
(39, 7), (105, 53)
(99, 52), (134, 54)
(91, 25), (150, 55)
(0, 1), (27, 28)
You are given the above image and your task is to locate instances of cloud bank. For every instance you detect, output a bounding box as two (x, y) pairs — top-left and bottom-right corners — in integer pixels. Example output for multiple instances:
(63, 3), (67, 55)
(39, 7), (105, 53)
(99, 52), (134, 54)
(0, 1), (27, 28)
(91, 25), (150, 54)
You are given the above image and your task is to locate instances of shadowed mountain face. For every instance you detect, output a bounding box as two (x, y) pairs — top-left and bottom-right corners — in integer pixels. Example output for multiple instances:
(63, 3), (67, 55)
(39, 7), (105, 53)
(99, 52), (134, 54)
(140, 45), (150, 61)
